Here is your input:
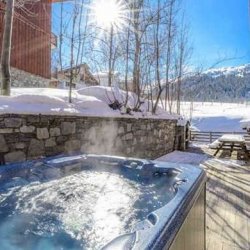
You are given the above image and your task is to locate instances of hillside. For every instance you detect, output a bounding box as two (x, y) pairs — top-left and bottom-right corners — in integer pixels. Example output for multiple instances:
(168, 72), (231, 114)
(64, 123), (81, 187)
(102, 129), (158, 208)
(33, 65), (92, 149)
(182, 64), (250, 102)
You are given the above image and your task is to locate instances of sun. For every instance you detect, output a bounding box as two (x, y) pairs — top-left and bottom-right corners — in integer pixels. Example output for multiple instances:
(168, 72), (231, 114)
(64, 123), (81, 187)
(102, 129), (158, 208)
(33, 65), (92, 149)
(91, 0), (127, 30)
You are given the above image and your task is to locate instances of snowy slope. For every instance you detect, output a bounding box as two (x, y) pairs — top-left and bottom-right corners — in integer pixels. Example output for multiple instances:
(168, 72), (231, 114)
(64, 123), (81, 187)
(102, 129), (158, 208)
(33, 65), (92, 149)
(204, 64), (250, 78)
(182, 64), (250, 102)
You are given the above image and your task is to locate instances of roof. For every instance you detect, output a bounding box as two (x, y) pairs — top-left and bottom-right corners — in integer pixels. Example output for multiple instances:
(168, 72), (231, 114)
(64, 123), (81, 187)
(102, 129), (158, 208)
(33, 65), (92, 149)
(93, 72), (120, 77)
(59, 63), (89, 73)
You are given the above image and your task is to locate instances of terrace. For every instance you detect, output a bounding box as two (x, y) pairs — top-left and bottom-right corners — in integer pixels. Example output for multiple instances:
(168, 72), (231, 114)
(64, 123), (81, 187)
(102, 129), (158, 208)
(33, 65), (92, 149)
(0, 99), (249, 249)
(0, 0), (249, 249)
(202, 142), (250, 250)
(204, 157), (249, 250)
(157, 145), (250, 250)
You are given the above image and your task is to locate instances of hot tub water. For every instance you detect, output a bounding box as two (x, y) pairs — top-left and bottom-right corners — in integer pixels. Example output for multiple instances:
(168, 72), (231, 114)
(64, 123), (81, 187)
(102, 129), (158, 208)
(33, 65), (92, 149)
(0, 156), (176, 250)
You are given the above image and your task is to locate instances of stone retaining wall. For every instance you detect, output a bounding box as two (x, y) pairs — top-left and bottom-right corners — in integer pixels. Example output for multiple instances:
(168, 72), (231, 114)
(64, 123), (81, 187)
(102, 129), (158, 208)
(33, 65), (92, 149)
(0, 114), (177, 164)
(0, 67), (50, 88)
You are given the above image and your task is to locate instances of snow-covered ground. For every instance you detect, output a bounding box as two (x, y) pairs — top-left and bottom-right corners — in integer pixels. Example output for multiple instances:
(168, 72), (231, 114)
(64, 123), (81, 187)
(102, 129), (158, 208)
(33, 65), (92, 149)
(240, 118), (250, 131)
(157, 151), (209, 165)
(180, 102), (250, 132)
(0, 87), (179, 120)
(1, 88), (249, 131)
(157, 150), (246, 169)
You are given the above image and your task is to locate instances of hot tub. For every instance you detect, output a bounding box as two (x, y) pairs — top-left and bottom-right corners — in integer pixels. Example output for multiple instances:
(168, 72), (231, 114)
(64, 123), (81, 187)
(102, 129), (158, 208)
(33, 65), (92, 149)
(0, 154), (206, 250)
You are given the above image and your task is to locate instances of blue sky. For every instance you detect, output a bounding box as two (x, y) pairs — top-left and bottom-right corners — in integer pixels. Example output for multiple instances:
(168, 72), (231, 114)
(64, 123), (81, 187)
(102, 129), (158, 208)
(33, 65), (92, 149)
(52, 0), (250, 69)
(184, 0), (250, 68)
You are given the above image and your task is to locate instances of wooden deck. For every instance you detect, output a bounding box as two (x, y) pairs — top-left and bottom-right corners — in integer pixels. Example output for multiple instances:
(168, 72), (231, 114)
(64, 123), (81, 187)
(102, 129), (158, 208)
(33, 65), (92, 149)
(199, 148), (250, 250)
(157, 145), (249, 249)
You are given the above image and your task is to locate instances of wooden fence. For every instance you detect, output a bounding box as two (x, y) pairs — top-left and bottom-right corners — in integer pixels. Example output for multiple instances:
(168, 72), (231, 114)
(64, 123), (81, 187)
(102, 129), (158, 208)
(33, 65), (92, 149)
(190, 130), (250, 144)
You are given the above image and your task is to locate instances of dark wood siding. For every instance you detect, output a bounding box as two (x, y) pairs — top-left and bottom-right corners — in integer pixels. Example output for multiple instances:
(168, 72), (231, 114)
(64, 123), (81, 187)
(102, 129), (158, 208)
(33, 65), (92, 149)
(0, 0), (51, 79)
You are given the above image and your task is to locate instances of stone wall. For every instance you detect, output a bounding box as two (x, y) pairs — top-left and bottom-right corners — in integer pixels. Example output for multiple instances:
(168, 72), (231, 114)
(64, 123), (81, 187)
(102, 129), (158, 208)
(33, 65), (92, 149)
(0, 67), (50, 88)
(0, 114), (177, 164)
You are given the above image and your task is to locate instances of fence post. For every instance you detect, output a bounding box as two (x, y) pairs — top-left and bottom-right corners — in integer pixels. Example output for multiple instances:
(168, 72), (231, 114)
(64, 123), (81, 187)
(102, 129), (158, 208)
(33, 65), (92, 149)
(209, 132), (212, 143)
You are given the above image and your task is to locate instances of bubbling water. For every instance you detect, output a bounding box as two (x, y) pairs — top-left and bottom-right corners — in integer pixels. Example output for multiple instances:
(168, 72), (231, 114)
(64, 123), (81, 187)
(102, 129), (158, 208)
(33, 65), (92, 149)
(0, 162), (174, 250)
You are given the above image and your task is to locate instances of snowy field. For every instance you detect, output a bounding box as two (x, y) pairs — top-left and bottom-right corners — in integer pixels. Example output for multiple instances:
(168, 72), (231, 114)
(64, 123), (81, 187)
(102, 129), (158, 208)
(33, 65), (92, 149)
(180, 102), (250, 132)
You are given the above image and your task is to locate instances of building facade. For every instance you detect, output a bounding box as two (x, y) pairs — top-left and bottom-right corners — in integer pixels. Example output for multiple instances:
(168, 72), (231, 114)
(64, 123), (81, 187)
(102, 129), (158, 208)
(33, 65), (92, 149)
(93, 72), (120, 87)
(55, 64), (99, 89)
(0, 0), (55, 87)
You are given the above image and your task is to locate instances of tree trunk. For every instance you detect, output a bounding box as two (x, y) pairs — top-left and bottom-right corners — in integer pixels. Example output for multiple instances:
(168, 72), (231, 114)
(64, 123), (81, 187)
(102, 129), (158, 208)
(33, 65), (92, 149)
(132, 0), (143, 96)
(59, 1), (64, 71)
(124, 27), (130, 106)
(1, 0), (15, 96)
(165, 0), (175, 112)
(69, 1), (78, 103)
(108, 25), (114, 86)
(132, 27), (140, 95)
(152, 0), (162, 114)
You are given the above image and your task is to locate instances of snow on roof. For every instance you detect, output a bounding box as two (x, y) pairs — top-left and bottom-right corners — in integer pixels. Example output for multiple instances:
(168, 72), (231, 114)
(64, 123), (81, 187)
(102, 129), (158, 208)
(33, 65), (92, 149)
(0, 87), (180, 121)
(177, 117), (188, 126)
(93, 72), (120, 77)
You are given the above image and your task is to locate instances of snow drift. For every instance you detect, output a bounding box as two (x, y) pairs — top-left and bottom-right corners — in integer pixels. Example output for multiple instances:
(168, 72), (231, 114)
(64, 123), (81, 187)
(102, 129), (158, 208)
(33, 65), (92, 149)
(0, 87), (180, 121)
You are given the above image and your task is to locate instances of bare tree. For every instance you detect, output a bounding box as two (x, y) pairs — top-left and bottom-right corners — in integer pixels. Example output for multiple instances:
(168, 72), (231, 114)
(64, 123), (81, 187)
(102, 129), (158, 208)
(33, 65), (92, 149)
(58, 1), (64, 71)
(52, 0), (191, 114)
(108, 25), (114, 86)
(1, 0), (40, 96)
(164, 0), (176, 111)
(152, 0), (163, 114)
(131, 0), (144, 95)
(176, 17), (190, 114)
(55, 0), (90, 102)
(124, 25), (131, 106)
(1, 0), (15, 96)
(69, 0), (79, 103)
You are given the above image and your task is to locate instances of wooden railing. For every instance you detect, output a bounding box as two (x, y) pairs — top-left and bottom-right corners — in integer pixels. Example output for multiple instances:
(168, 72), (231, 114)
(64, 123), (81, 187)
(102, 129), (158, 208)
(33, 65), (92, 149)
(190, 130), (250, 143)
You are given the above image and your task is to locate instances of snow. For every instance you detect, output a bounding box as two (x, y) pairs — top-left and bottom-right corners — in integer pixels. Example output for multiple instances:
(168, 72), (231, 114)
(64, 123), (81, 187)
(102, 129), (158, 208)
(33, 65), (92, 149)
(176, 117), (188, 126)
(156, 150), (246, 171)
(156, 151), (209, 165)
(240, 119), (250, 130)
(1, 87), (248, 131)
(219, 134), (245, 143)
(157, 130), (247, 169)
(0, 87), (179, 120)
(204, 64), (250, 78)
(180, 102), (250, 132)
(208, 140), (221, 149)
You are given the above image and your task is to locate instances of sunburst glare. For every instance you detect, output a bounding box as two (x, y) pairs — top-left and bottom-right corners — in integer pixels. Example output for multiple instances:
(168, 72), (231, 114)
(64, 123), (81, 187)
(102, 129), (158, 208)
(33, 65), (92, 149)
(90, 0), (128, 31)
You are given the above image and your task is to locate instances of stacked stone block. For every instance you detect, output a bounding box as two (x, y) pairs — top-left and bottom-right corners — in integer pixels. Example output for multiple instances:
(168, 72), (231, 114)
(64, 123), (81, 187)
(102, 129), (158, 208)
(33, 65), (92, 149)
(0, 114), (177, 164)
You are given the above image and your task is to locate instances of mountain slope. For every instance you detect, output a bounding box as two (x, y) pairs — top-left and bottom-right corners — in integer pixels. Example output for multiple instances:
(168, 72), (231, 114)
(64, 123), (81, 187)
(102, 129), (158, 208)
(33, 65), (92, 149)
(182, 64), (250, 102)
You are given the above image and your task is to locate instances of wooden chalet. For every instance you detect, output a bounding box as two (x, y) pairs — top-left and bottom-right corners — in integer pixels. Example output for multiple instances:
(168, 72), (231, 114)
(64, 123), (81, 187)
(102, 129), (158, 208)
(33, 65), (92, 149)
(0, 0), (60, 80)
(56, 63), (99, 88)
